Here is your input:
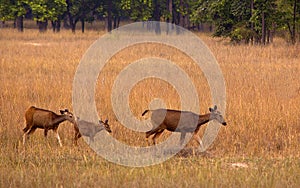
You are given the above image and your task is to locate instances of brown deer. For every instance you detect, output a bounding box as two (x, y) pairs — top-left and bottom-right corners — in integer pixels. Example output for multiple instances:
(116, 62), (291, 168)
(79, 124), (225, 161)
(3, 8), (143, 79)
(71, 117), (112, 145)
(22, 106), (76, 147)
(142, 105), (227, 146)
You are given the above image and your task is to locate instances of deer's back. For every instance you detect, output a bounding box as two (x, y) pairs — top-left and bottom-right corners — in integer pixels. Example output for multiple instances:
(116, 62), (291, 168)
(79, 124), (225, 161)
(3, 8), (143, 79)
(76, 120), (102, 137)
(151, 109), (199, 132)
(26, 106), (58, 128)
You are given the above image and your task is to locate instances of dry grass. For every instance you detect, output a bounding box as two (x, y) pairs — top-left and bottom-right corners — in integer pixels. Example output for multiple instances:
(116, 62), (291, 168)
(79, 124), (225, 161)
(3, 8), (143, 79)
(0, 27), (299, 187)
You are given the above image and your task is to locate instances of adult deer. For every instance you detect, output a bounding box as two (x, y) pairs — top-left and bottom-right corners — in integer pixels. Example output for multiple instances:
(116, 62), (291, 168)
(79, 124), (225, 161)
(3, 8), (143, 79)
(142, 105), (227, 147)
(22, 106), (75, 147)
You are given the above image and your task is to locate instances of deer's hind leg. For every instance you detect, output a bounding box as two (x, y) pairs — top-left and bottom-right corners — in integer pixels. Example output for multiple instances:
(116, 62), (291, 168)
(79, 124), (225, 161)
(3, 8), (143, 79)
(23, 127), (37, 145)
(146, 124), (163, 145)
(152, 129), (164, 145)
(74, 125), (81, 145)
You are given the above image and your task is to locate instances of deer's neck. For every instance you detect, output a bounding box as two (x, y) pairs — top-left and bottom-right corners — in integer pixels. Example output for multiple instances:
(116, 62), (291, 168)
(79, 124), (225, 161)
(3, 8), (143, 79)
(52, 115), (67, 125)
(198, 113), (211, 125)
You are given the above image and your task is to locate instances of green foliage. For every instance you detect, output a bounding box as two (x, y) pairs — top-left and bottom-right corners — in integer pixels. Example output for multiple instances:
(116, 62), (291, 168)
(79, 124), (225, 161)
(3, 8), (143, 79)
(29, 0), (67, 22)
(0, 0), (299, 43)
(190, 0), (212, 24)
(276, 0), (300, 40)
(250, 0), (276, 32)
(0, 0), (13, 20)
(191, 0), (299, 44)
(0, 0), (28, 21)
(230, 25), (257, 43)
(121, 0), (153, 21)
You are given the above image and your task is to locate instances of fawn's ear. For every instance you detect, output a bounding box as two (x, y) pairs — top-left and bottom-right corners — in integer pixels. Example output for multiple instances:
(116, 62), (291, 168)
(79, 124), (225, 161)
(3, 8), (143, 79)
(60, 110), (64, 114)
(105, 119), (108, 124)
(65, 109), (69, 112)
(209, 107), (213, 112)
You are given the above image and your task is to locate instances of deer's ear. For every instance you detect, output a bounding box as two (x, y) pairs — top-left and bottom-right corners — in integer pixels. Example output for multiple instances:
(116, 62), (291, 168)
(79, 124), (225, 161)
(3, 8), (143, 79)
(209, 108), (213, 112)
(60, 110), (64, 114)
(105, 119), (108, 124)
(65, 109), (69, 112)
(214, 105), (217, 110)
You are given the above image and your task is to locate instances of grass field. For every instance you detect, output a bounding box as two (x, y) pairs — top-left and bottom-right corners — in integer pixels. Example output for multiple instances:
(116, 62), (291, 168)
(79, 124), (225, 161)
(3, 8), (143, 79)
(0, 27), (300, 187)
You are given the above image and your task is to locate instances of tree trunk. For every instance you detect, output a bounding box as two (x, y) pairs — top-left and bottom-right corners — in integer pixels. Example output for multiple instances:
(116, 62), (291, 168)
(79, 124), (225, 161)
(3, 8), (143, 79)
(179, 0), (184, 27)
(81, 18), (85, 33)
(69, 17), (78, 33)
(117, 17), (120, 28)
(166, 0), (172, 34)
(106, 0), (112, 32)
(16, 16), (24, 32)
(209, 24), (213, 32)
(38, 20), (48, 32)
(0, 21), (5, 28)
(52, 21), (56, 32)
(51, 20), (61, 32)
(153, 0), (161, 34)
(71, 23), (76, 33)
(261, 12), (266, 45)
(113, 16), (117, 29)
(291, 0), (296, 44)
(56, 19), (61, 32)
(266, 29), (270, 44)
(250, 0), (254, 44)
(66, 0), (75, 33)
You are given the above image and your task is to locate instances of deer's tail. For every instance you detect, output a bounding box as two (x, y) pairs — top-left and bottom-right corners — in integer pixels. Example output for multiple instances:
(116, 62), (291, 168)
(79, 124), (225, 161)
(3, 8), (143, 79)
(142, 110), (150, 116)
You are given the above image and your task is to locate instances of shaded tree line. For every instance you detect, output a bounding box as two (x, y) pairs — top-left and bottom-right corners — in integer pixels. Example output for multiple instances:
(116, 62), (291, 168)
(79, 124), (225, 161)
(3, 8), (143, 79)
(0, 0), (299, 44)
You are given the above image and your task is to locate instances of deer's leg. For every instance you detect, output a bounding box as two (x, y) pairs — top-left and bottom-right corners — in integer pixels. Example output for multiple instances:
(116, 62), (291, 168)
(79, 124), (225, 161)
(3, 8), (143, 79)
(180, 132), (186, 145)
(146, 126), (161, 138)
(53, 128), (62, 147)
(22, 124), (31, 145)
(23, 124), (30, 133)
(146, 125), (162, 145)
(193, 126), (205, 151)
(74, 126), (81, 145)
(152, 129), (164, 145)
(23, 127), (37, 145)
(22, 133), (28, 145)
(23, 118), (33, 133)
(44, 129), (48, 137)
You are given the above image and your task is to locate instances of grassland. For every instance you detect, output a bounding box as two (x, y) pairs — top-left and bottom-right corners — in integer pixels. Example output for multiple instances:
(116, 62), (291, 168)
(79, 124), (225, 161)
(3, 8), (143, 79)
(0, 27), (299, 187)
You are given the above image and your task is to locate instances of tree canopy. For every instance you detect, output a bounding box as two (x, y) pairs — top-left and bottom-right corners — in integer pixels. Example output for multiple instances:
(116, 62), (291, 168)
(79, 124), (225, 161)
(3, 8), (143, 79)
(0, 0), (299, 44)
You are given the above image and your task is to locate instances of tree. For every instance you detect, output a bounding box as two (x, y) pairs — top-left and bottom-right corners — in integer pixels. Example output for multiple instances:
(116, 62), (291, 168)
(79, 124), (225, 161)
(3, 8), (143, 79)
(250, 0), (277, 44)
(29, 0), (67, 32)
(0, 0), (13, 23)
(49, 0), (67, 32)
(193, 0), (278, 44)
(190, 0), (214, 31)
(0, 0), (29, 31)
(277, 0), (300, 44)
(121, 0), (153, 21)
(66, 0), (99, 33)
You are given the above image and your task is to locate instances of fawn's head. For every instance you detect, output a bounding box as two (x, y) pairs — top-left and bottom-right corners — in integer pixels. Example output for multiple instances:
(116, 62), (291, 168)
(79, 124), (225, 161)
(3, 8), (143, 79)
(99, 119), (112, 133)
(209, 105), (227, 126)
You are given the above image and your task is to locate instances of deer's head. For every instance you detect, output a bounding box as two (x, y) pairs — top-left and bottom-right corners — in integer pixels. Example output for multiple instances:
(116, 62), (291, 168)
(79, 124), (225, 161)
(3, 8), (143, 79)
(60, 109), (76, 123)
(209, 105), (227, 126)
(99, 119), (112, 133)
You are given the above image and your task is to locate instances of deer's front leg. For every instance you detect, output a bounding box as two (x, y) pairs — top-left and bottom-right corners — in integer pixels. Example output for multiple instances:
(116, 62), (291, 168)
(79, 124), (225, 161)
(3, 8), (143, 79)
(193, 126), (205, 152)
(180, 132), (186, 145)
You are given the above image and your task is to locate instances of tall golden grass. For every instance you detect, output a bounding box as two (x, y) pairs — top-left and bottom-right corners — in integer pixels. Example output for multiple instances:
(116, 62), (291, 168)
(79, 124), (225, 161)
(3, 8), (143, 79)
(0, 28), (299, 187)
